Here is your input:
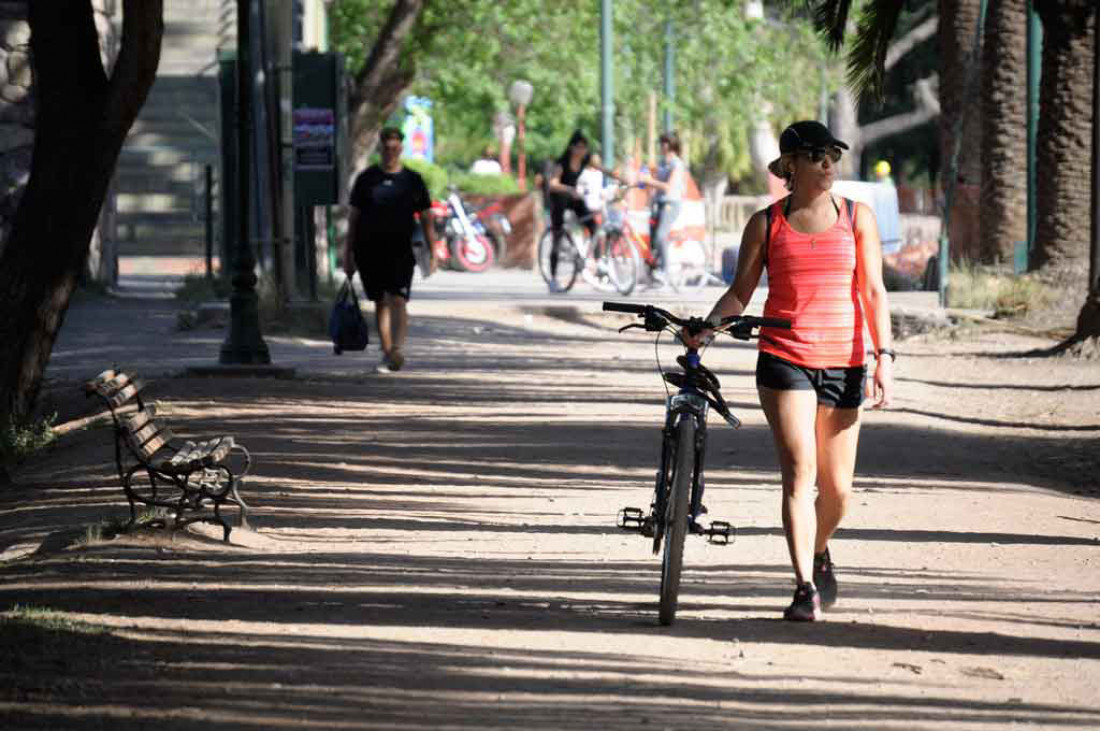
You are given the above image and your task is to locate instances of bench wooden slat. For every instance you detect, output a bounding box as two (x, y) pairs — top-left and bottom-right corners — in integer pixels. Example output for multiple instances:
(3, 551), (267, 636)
(121, 406), (158, 434)
(126, 422), (163, 449)
(137, 433), (170, 459)
(107, 379), (145, 409)
(93, 372), (134, 399)
(84, 369), (117, 395)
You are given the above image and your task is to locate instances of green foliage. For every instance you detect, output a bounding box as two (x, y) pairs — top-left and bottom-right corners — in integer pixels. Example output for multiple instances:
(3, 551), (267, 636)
(330, 0), (840, 187)
(402, 157), (450, 199)
(451, 172), (520, 196)
(0, 413), (56, 467)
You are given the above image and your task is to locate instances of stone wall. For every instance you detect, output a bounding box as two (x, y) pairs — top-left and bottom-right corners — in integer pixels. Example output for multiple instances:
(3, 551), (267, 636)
(0, 0), (119, 258)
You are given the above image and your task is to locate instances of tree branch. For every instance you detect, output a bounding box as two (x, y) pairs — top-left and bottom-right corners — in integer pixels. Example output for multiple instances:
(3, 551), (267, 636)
(860, 75), (940, 147)
(349, 0), (426, 162)
(884, 14), (938, 71)
(106, 0), (164, 137)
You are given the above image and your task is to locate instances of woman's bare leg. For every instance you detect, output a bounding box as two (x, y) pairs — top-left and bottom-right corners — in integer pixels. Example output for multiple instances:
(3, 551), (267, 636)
(759, 386), (819, 584)
(814, 405), (862, 553)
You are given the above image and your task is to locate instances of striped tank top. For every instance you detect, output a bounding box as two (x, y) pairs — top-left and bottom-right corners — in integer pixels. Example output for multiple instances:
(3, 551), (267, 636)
(759, 197), (865, 368)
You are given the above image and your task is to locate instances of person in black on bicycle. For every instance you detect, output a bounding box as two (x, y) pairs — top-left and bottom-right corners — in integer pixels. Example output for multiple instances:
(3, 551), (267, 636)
(546, 130), (623, 292)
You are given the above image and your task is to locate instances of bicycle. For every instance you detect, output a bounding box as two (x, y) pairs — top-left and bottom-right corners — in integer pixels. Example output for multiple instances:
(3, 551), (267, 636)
(599, 183), (713, 294)
(603, 301), (790, 625)
(537, 195), (641, 295)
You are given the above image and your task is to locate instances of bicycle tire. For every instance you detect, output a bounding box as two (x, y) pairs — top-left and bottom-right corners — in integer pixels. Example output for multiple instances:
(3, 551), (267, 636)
(658, 417), (695, 626)
(605, 230), (641, 296)
(538, 228), (580, 292)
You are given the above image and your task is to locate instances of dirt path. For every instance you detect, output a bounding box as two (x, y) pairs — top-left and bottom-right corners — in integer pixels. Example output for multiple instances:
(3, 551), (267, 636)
(1, 297), (1099, 730)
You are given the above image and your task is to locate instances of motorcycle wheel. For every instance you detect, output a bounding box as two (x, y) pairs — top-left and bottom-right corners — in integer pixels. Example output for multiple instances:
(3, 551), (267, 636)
(450, 233), (496, 273)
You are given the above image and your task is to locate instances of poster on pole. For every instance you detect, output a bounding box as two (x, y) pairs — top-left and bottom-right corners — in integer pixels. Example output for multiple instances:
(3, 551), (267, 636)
(402, 96), (434, 163)
(293, 107), (336, 171)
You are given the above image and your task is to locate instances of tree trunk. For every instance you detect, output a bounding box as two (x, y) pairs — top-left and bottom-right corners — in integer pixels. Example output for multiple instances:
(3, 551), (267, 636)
(348, 0), (426, 169)
(979, 0), (1029, 264)
(939, 0), (983, 187)
(0, 0), (162, 431)
(1033, 0), (1094, 288)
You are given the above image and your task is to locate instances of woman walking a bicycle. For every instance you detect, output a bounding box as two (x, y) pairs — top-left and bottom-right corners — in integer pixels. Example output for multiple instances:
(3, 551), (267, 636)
(690, 120), (895, 622)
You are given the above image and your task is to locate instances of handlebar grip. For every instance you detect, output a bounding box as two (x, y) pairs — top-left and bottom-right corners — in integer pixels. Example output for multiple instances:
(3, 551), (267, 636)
(756, 317), (792, 329)
(603, 301), (647, 314)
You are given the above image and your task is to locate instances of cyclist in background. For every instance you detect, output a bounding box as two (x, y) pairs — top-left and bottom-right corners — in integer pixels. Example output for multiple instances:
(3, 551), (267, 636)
(688, 120), (895, 622)
(546, 130), (623, 291)
(639, 131), (686, 289)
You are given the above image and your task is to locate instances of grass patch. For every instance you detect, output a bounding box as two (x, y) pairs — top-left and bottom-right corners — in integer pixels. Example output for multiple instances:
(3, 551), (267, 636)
(78, 508), (167, 547)
(0, 414), (57, 469)
(948, 261), (1049, 318)
(2, 605), (107, 635)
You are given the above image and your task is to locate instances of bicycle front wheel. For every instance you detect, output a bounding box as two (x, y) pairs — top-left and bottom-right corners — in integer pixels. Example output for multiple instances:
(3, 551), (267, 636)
(659, 417), (695, 626)
(538, 228), (580, 292)
(605, 230), (641, 296)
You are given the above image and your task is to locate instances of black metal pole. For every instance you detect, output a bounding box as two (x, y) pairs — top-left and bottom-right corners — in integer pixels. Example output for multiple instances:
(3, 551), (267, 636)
(220, 0), (270, 365)
(204, 164), (214, 279)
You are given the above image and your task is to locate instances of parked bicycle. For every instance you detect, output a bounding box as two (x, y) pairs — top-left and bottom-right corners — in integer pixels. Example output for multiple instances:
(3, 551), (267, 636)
(604, 301), (790, 625)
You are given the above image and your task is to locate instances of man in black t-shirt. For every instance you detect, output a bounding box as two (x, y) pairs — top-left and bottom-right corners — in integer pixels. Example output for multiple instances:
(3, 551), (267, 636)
(344, 127), (435, 373)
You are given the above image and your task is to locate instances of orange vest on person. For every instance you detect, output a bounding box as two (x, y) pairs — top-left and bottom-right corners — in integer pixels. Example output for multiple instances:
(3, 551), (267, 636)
(759, 198), (865, 368)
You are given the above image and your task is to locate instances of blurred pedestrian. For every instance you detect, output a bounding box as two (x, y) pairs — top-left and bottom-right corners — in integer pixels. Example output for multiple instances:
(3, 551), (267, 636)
(344, 127), (436, 374)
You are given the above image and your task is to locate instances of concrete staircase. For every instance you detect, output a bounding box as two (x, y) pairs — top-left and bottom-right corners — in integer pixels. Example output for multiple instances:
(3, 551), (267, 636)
(113, 0), (233, 259)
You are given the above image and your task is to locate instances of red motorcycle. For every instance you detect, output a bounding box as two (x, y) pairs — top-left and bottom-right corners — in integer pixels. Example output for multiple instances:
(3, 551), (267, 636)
(426, 189), (498, 273)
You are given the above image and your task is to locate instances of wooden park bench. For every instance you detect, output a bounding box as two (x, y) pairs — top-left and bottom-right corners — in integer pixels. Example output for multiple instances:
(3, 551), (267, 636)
(85, 369), (251, 541)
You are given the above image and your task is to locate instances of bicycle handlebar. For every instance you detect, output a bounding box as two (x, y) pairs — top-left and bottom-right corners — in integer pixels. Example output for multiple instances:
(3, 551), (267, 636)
(602, 301), (791, 335)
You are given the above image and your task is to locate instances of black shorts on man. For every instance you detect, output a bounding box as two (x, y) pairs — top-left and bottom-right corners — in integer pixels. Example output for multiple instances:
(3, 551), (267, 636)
(755, 351), (866, 409)
(355, 241), (415, 302)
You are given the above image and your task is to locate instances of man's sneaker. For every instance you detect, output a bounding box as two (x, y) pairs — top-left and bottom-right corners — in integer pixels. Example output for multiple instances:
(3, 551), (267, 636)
(783, 582), (822, 622)
(375, 355), (393, 374)
(813, 548), (838, 609)
(389, 349), (405, 372)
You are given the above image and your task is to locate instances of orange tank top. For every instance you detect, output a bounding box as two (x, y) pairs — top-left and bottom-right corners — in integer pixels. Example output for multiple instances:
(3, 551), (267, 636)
(759, 197), (865, 368)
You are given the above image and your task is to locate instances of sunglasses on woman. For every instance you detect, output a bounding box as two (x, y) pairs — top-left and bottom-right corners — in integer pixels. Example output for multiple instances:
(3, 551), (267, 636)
(799, 147), (843, 164)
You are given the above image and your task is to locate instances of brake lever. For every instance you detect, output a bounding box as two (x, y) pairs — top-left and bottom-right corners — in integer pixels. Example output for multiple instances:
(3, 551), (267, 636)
(618, 323), (646, 333)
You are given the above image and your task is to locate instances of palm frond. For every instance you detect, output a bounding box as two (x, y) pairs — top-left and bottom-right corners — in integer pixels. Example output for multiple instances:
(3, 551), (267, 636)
(845, 0), (905, 102)
(801, 0), (855, 52)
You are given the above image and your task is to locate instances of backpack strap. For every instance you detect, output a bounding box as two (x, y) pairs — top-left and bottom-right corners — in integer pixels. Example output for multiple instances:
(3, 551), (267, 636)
(763, 202), (775, 267)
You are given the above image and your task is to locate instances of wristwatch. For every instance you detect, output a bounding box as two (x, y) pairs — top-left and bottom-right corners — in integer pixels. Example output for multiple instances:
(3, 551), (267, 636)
(877, 348), (897, 361)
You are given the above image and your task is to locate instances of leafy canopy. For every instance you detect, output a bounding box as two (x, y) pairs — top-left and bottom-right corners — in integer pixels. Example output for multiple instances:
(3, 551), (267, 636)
(331, 0), (838, 183)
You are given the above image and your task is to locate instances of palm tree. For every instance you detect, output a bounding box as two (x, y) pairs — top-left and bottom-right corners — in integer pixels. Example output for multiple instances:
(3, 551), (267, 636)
(1032, 1), (1093, 284)
(979, 0), (1028, 264)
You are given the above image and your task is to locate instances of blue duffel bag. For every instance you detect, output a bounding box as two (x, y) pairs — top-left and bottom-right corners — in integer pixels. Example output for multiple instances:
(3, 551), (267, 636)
(329, 280), (369, 355)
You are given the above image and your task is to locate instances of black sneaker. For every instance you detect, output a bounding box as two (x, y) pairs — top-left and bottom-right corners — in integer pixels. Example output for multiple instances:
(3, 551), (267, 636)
(783, 582), (822, 622)
(814, 548), (838, 609)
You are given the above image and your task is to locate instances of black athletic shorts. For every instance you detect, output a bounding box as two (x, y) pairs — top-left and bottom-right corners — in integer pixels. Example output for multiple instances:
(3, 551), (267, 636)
(755, 351), (866, 409)
(355, 241), (415, 302)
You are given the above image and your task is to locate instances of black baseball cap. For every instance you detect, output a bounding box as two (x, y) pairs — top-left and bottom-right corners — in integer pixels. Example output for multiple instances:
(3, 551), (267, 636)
(379, 126), (404, 142)
(768, 121), (848, 177)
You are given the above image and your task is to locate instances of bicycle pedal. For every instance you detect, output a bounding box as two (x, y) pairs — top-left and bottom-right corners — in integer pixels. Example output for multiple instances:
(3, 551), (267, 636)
(706, 520), (735, 545)
(617, 507), (644, 530)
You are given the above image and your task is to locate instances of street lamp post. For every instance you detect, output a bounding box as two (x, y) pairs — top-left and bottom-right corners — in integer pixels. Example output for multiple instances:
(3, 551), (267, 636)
(509, 80), (533, 191)
(220, 0), (270, 365)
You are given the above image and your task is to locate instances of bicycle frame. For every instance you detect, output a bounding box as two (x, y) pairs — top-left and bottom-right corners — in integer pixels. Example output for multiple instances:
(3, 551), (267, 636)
(651, 349), (710, 554)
